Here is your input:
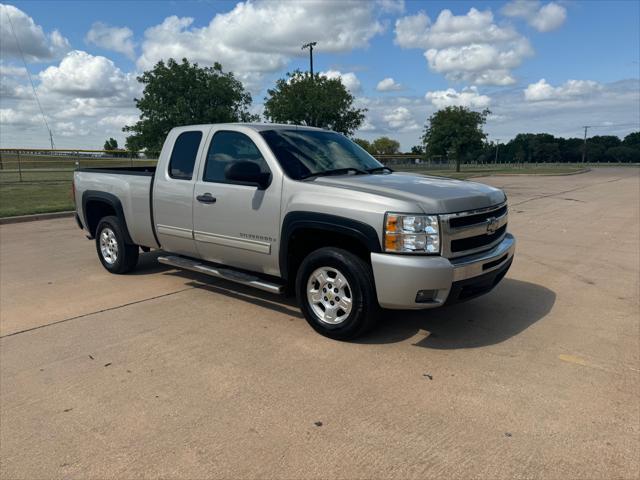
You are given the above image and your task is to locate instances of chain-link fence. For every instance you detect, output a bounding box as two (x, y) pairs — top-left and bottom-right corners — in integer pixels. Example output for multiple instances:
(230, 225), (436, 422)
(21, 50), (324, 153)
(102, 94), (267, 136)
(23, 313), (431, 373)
(1, 149), (633, 185)
(371, 154), (616, 171)
(0, 149), (158, 183)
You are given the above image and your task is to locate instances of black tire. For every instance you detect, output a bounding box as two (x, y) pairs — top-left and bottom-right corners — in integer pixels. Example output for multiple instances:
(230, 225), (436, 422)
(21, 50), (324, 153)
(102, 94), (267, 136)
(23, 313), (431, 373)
(95, 215), (139, 274)
(296, 247), (379, 340)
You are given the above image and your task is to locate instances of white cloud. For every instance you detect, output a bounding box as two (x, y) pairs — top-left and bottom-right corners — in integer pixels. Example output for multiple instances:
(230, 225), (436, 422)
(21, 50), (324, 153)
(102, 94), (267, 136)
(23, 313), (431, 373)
(376, 77), (403, 92)
(353, 79), (639, 150)
(524, 79), (603, 102)
(359, 118), (377, 131)
(39, 50), (137, 99)
(351, 95), (429, 148)
(424, 40), (532, 85)
(0, 4), (70, 62)
(501, 1), (567, 32)
(0, 64), (27, 77)
(0, 76), (32, 99)
(426, 86), (491, 109)
(486, 79), (639, 141)
(383, 106), (420, 131)
(137, 0), (386, 91)
(97, 114), (140, 129)
(394, 8), (533, 85)
(0, 108), (41, 126)
(395, 9), (519, 49)
(85, 22), (136, 59)
(54, 121), (90, 137)
(376, 0), (405, 14)
(320, 70), (361, 93)
(0, 50), (141, 148)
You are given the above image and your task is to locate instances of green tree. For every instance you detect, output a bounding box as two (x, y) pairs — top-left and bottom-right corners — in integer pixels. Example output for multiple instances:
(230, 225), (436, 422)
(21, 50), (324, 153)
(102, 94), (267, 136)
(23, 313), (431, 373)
(124, 58), (257, 154)
(623, 132), (640, 149)
(605, 146), (640, 163)
(353, 138), (373, 154)
(371, 136), (400, 155)
(102, 137), (128, 157)
(535, 142), (561, 162)
(103, 137), (118, 151)
(263, 70), (366, 135)
(422, 106), (489, 172)
(558, 137), (583, 163)
(410, 144), (425, 155)
(589, 135), (621, 151)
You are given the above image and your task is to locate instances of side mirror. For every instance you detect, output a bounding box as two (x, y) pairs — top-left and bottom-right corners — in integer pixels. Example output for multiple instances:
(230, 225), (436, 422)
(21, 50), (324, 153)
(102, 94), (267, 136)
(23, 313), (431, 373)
(225, 161), (271, 190)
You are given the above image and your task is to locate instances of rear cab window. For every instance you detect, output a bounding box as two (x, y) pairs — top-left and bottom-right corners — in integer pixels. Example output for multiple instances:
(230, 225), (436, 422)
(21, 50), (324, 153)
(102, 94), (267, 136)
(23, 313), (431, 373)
(169, 131), (203, 180)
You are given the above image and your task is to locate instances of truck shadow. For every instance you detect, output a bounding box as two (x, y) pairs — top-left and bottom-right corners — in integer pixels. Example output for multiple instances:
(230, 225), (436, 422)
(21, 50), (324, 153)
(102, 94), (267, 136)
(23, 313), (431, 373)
(129, 251), (172, 275)
(360, 278), (556, 349)
(134, 253), (554, 349)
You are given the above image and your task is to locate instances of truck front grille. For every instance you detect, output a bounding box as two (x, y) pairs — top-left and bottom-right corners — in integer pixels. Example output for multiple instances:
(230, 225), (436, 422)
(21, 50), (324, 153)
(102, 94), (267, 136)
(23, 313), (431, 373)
(448, 205), (507, 229)
(441, 203), (508, 258)
(450, 225), (507, 252)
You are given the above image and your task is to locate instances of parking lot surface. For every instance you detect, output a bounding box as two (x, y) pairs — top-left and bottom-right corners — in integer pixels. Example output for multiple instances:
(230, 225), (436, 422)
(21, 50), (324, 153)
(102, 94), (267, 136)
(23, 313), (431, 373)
(1, 167), (638, 479)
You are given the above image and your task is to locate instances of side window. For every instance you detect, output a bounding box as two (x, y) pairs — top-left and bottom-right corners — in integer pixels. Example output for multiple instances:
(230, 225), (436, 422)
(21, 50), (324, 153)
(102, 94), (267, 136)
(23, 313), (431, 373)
(168, 131), (202, 180)
(203, 131), (270, 183)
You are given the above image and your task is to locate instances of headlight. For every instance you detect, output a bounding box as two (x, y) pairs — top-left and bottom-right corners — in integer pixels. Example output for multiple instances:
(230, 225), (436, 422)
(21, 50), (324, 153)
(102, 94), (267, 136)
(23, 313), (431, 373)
(384, 213), (440, 254)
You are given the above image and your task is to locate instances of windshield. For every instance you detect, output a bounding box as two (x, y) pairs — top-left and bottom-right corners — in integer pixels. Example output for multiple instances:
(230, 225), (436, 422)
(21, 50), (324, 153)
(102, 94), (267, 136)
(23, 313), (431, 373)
(260, 129), (383, 180)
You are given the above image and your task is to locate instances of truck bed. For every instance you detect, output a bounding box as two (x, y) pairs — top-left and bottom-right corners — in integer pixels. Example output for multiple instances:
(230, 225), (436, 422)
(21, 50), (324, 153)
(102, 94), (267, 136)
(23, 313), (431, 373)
(74, 166), (158, 248)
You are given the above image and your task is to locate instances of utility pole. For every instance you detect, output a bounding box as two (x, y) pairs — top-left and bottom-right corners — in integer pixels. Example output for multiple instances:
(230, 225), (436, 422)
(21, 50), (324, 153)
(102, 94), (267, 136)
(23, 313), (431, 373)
(494, 139), (500, 165)
(581, 126), (590, 163)
(301, 41), (317, 76)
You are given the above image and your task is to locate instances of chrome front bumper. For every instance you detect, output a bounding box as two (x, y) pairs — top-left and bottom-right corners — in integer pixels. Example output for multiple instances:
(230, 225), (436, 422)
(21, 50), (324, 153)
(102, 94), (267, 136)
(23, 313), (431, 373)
(371, 233), (516, 309)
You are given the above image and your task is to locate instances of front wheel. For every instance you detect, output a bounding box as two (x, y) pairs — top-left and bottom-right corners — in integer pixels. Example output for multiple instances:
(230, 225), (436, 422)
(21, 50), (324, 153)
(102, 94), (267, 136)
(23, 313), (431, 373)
(95, 215), (139, 274)
(296, 247), (379, 340)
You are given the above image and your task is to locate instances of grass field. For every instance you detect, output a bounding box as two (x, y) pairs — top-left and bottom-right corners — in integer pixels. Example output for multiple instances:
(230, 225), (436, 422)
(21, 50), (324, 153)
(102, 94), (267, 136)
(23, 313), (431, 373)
(0, 182), (75, 217)
(0, 164), (591, 217)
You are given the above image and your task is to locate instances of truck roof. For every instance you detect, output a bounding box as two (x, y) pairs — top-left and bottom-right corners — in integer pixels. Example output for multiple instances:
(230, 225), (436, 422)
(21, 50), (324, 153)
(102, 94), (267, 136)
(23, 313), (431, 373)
(172, 123), (327, 132)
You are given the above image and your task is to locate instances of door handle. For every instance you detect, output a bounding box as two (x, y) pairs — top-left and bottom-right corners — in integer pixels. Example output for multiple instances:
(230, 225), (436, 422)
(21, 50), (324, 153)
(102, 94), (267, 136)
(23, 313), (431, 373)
(196, 193), (217, 204)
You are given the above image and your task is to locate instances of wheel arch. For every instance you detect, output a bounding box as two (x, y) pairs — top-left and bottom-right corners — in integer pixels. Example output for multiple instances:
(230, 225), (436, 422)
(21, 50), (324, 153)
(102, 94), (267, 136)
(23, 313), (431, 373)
(82, 190), (134, 244)
(279, 211), (381, 282)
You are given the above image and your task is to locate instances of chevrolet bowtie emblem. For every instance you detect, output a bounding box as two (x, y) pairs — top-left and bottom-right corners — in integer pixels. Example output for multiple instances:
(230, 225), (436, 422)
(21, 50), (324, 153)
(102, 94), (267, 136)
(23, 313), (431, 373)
(486, 217), (499, 234)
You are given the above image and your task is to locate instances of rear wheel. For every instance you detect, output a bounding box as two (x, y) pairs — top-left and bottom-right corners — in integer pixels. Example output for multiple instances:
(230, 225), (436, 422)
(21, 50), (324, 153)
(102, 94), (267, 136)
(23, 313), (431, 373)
(296, 247), (379, 340)
(95, 215), (138, 274)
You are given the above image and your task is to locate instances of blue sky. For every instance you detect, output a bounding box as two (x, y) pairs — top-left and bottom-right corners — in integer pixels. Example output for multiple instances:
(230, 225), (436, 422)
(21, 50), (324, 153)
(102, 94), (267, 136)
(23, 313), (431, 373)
(1, 0), (639, 149)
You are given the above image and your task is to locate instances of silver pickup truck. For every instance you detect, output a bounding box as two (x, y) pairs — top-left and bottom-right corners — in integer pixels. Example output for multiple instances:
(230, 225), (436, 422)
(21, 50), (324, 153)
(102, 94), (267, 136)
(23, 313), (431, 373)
(73, 123), (515, 339)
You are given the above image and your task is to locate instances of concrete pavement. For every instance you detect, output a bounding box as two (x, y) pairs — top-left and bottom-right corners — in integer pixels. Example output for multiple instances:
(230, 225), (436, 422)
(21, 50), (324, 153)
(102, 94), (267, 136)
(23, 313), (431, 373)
(0, 167), (638, 479)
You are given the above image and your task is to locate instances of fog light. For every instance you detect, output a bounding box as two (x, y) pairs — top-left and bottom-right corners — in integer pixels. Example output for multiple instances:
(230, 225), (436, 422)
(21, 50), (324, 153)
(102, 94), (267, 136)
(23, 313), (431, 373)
(415, 289), (437, 303)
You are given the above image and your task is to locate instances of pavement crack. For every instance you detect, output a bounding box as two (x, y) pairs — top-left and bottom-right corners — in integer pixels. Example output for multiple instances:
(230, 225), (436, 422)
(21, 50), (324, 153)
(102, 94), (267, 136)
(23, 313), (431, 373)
(510, 177), (626, 207)
(0, 287), (195, 339)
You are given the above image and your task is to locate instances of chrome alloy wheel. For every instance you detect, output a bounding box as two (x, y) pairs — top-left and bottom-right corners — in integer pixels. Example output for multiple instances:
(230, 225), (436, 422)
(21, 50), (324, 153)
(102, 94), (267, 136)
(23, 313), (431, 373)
(99, 227), (119, 265)
(306, 266), (353, 325)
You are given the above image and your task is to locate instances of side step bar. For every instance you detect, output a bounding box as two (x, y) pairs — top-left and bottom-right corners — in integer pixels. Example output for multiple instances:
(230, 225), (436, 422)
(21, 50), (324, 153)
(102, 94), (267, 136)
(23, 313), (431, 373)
(157, 255), (285, 294)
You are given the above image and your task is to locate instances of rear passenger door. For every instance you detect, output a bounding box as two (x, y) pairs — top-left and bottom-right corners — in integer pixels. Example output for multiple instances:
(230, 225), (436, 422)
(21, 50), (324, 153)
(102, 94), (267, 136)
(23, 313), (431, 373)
(192, 129), (282, 276)
(153, 127), (208, 257)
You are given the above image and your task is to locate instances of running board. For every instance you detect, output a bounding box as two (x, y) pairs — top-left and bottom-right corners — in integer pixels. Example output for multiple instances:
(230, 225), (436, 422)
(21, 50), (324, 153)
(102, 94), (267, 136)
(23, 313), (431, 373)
(157, 255), (285, 294)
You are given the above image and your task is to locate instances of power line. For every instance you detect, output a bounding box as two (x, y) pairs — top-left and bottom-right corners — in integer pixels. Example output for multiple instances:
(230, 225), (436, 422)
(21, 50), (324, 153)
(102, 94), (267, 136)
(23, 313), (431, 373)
(587, 123), (640, 129)
(5, 8), (54, 149)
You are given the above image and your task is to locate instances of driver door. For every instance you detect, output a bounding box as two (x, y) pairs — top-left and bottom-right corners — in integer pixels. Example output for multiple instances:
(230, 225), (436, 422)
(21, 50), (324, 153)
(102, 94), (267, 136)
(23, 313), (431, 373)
(192, 129), (281, 276)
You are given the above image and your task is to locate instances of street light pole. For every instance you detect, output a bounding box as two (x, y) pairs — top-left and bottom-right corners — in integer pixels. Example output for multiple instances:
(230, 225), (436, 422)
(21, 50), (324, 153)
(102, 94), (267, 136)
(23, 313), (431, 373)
(494, 139), (500, 165)
(302, 42), (317, 76)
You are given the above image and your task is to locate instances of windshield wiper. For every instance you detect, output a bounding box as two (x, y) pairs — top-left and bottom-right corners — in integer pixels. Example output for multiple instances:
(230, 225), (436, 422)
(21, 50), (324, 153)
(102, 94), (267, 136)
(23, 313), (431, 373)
(301, 167), (369, 180)
(367, 166), (394, 174)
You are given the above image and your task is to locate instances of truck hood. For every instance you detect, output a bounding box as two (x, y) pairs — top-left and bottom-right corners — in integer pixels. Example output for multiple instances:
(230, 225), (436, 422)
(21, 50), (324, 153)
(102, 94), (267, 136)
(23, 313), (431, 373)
(312, 172), (506, 213)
